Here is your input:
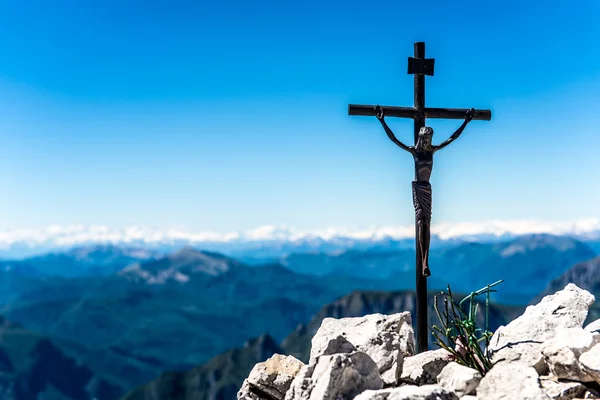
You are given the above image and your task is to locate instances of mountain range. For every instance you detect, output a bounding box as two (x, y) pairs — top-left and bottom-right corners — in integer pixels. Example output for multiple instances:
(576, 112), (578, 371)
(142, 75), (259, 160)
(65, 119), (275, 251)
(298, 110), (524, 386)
(2, 220), (600, 259)
(265, 233), (595, 304)
(0, 245), (158, 278)
(2, 233), (595, 304)
(0, 232), (597, 399)
(0, 247), (403, 393)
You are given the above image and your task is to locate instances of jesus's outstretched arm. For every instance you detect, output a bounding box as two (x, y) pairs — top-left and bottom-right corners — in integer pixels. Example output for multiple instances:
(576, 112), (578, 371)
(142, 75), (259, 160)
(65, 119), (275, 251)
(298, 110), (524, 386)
(434, 108), (476, 152)
(375, 106), (414, 154)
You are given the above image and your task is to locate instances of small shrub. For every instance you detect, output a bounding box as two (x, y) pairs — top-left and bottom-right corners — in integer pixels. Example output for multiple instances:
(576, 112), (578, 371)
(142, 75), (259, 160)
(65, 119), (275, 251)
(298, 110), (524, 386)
(430, 280), (503, 376)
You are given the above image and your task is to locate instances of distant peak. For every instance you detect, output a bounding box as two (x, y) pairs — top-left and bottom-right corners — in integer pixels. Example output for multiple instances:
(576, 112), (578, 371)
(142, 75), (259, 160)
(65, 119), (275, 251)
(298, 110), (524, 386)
(171, 246), (203, 257)
(119, 246), (241, 285)
(168, 247), (232, 263)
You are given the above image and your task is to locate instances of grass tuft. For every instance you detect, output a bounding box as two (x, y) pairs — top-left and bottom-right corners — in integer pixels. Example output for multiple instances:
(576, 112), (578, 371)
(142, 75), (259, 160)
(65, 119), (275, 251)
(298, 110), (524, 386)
(430, 280), (503, 376)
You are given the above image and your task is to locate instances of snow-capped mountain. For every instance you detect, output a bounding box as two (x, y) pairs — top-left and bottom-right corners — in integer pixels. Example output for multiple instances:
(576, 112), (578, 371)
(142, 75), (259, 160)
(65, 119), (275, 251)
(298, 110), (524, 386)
(1, 219), (599, 259)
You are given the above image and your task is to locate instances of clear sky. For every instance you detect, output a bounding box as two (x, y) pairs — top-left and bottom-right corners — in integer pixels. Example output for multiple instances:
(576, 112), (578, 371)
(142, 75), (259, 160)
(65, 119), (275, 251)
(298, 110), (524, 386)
(1, 0), (599, 232)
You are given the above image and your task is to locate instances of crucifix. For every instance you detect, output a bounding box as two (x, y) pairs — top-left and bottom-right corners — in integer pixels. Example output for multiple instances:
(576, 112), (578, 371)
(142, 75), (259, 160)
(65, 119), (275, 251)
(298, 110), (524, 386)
(348, 42), (492, 353)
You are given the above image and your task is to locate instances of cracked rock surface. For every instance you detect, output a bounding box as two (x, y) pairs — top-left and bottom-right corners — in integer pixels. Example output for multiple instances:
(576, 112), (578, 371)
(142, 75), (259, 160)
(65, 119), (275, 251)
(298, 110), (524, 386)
(285, 351), (383, 400)
(309, 313), (414, 386)
(541, 328), (600, 382)
(399, 349), (452, 386)
(477, 363), (551, 400)
(244, 354), (305, 400)
(488, 284), (595, 373)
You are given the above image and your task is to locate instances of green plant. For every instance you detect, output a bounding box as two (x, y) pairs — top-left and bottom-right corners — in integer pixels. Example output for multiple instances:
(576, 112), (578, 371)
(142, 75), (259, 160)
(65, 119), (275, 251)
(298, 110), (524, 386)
(430, 280), (503, 376)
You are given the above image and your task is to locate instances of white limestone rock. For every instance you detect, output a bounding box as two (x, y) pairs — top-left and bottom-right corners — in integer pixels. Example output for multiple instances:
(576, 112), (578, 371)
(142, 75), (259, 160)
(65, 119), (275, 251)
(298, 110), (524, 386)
(436, 362), (482, 397)
(309, 313), (414, 386)
(245, 354), (305, 400)
(310, 335), (357, 358)
(541, 328), (600, 382)
(539, 376), (587, 400)
(580, 343), (600, 384)
(284, 351), (383, 400)
(354, 385), (459, 400)
(477, 363), (551, 400)
(399, 349), (453, 386)
(488, 284), (595, 373)
(585, 319), (600, 334)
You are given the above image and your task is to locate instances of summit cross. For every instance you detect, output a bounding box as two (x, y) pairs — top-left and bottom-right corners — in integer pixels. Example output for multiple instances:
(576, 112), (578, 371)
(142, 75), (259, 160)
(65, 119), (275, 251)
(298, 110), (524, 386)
(348, 42), (492, 353)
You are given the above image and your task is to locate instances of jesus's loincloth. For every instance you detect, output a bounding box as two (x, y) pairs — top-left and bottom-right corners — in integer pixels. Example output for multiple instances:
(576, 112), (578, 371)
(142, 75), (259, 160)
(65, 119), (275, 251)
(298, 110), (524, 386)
(412, 181), (432, 221)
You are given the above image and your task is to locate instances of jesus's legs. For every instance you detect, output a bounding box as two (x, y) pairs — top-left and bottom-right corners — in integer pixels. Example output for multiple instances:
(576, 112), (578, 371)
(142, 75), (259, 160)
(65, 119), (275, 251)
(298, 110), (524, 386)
(412, 181), (433, 278)
(418, 220), (431, 277)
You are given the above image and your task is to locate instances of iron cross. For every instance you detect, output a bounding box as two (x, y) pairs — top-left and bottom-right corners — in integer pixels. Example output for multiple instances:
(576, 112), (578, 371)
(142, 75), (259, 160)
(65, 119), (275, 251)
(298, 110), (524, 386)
(348, 42), (492, 353)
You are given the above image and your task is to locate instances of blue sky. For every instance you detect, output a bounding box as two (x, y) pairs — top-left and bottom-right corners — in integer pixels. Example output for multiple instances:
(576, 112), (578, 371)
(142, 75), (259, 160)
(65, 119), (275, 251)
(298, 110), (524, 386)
(1, 0), (599, 232)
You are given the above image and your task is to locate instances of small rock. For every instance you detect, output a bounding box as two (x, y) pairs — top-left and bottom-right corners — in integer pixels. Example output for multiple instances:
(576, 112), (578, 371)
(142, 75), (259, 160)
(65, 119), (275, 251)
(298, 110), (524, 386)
(309, 313), (414, 386)
(580, 344), (600, 383)
(477, 363), (551, 400)
(246, 354), (305, 400)
(585, 319), (600, 334)
(354, 385), (459, 400)
(488, 284), (595, 373)
(539, 376), (587, 400)
(238, 379), (264, 400)
(285, 351), (383, 400)
(400, 349), (453, 385)
(437, 362), (482, 397)
(541, 328), (600, 382)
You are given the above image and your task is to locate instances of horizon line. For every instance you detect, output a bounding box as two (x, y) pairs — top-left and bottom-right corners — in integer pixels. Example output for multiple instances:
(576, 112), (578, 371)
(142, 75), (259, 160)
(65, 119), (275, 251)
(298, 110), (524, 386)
(1, 218), (599, 248)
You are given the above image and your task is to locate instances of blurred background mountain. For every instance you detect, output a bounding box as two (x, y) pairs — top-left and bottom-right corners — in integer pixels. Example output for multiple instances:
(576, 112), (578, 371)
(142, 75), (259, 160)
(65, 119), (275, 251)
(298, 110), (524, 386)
(0, 232), (598, 399)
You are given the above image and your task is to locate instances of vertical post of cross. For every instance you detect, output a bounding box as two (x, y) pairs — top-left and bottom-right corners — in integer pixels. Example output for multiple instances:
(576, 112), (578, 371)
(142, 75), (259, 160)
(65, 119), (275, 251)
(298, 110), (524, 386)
(413, 42), (426, 143)
(412, 42), (428, 353)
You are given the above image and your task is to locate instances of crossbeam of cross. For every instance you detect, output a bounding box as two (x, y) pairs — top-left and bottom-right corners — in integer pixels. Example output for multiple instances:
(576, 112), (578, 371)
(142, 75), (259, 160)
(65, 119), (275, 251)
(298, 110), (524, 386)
(348, 105), (491, 121)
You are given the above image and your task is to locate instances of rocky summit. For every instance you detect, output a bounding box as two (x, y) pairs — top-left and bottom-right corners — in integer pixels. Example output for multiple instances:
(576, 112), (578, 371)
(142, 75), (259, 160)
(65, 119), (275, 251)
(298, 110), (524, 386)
(238, 284), (600, 400)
